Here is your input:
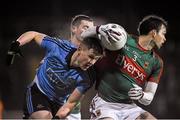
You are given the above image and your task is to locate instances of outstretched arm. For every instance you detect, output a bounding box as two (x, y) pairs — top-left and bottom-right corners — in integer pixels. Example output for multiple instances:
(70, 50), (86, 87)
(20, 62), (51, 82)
(55, 88), (84, 118)
(17, 31), (46, 46)
(6, 31), (46, 65)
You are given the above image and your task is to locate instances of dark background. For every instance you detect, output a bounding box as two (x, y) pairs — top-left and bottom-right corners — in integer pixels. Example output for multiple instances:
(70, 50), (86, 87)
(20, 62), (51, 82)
(0, 0), (179, 118)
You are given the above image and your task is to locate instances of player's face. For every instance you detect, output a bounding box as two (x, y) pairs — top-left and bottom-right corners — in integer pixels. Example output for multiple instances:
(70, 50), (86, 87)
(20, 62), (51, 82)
(153, 24), (167, 49)
(74, 20), (94, 40)
(78, 48), (102, 71)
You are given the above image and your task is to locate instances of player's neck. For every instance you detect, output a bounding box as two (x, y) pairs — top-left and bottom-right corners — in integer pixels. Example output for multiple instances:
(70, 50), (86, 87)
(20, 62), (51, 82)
(70, 51), (80, 68)
(71, 36), (81, 47)
(138, 36), (153, 50)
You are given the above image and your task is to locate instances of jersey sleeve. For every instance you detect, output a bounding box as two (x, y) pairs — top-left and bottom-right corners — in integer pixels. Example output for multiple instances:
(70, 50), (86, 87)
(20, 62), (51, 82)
(148, 55), (164, 84)
(76, 67), (96, 94)
(41, 36), (57, 52)
(76, 81), (91, 94)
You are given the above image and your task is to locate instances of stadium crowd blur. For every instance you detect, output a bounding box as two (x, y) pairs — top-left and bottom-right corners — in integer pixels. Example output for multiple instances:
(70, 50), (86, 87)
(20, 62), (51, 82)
(0, 0), (179, 118)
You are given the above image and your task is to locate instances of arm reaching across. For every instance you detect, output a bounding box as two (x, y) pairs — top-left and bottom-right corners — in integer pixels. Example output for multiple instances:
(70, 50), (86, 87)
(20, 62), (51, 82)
(55, 88), (84, 118)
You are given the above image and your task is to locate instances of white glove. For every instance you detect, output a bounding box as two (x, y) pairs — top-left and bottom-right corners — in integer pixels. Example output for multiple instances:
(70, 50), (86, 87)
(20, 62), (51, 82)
(80, 24), (121, 42)
(81, 23), (127, 51)
(128, 84), (144, 100)
(98, 23), (124, 44)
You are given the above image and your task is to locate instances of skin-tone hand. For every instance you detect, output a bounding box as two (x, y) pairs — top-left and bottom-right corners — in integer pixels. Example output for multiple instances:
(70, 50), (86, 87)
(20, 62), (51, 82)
(55, 88), (83, 118)
(56, 106), (71, 118)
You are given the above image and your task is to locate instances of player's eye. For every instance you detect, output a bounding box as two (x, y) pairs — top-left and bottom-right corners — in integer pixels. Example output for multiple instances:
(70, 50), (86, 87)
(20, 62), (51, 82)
(83, 26), (89, 30)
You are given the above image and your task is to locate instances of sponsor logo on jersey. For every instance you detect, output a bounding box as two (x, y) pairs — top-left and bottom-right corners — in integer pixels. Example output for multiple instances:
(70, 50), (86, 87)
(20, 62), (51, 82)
(46, 68), (76, 92)
(116, 55), (147, 84)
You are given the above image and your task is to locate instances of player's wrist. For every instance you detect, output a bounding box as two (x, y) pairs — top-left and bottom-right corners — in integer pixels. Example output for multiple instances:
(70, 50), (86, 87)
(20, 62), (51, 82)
(16, 40), (21, 46)
(138, 92), (154, 105)
(12, 40), (20, 48)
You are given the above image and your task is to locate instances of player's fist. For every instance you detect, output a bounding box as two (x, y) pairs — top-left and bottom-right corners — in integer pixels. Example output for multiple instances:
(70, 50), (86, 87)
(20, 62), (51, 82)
(6, 41), (23, 66)
(98, 24), (123, 43)
(97, 24), (113, 43)
(55, 107), (70, 119)
(128, 84), (144, 100)
(81, 23), (127, 51)
(98, 23), (127, 51)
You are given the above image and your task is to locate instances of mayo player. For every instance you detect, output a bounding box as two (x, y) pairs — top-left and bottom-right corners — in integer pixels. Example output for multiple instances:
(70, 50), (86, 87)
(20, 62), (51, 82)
(87, 15), (167, 120)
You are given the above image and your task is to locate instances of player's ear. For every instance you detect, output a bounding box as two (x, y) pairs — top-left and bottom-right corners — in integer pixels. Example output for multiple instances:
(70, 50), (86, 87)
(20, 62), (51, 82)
(150, 29), (157, 38)
(77, 46), (82, 51)
(71, 25), (76, 33)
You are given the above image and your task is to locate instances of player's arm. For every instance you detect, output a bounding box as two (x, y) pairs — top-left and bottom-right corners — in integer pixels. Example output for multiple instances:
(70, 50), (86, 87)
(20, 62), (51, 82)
(138, 82), (158, 105)
(129, 56), (163, 105)
(55, 88), (84, 118)
(138, 56), (163, 105)
(128, 82), (158, 106)
(6, 31), (47, 65)
(17, 31), (46, 46)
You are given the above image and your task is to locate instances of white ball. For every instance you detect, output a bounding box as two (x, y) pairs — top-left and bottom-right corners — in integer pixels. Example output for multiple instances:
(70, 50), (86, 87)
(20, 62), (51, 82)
(100, 24), (127, 51)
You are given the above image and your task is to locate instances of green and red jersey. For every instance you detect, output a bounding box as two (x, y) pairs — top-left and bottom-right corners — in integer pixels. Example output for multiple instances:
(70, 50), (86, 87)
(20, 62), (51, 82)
(95, 35), (163, 103)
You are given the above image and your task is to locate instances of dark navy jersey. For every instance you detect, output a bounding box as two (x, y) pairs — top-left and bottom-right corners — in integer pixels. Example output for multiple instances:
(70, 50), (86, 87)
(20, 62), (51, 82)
(34, 36), (94, 105)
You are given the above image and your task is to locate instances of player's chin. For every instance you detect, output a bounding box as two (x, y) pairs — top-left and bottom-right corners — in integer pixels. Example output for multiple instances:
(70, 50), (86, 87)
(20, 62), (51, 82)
(157, 44), (163, 49)
(81, 67), (88, 71)
(155, 43), (162, 49)
(81, 65), (91, 71)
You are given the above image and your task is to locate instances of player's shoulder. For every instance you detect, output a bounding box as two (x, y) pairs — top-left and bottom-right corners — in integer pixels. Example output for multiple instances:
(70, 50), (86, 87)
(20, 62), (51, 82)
(126, 34), (138, 45)
(44, 36), (76, 49)
(43, 36), (68, 44)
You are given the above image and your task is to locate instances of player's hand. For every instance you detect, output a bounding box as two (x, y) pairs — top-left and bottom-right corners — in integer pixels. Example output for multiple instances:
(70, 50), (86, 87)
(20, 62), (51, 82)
(128, 84), (144, 100)
(81, 23), (122, 44)
(6, 41), (23, 66)
(97, 23), (122, 44)
(55, 106), (70, 119)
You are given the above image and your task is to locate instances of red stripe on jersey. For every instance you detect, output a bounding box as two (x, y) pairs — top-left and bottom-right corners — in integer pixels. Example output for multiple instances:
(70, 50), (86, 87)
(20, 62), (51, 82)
(119, 56), (148, 85)
(148, 51), (164, 83)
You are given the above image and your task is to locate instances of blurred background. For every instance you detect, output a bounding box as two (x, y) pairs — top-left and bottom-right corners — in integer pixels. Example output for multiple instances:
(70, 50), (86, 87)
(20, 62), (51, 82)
(0, 0), (179, 118)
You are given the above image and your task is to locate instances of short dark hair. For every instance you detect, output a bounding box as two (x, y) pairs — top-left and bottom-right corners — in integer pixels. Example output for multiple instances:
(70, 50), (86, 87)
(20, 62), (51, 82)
(71, 14), (93, 27)
(137, 15), (168, 35)
(81, 37), (104, 56)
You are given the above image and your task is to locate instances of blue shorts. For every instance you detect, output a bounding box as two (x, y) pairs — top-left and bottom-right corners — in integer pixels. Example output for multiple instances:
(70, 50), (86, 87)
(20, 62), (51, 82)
(23, 83), (60, 118)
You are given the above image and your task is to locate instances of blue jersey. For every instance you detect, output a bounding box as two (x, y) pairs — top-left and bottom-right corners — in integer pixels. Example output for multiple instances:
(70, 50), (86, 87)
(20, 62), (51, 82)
(34, 36), (94, 105)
